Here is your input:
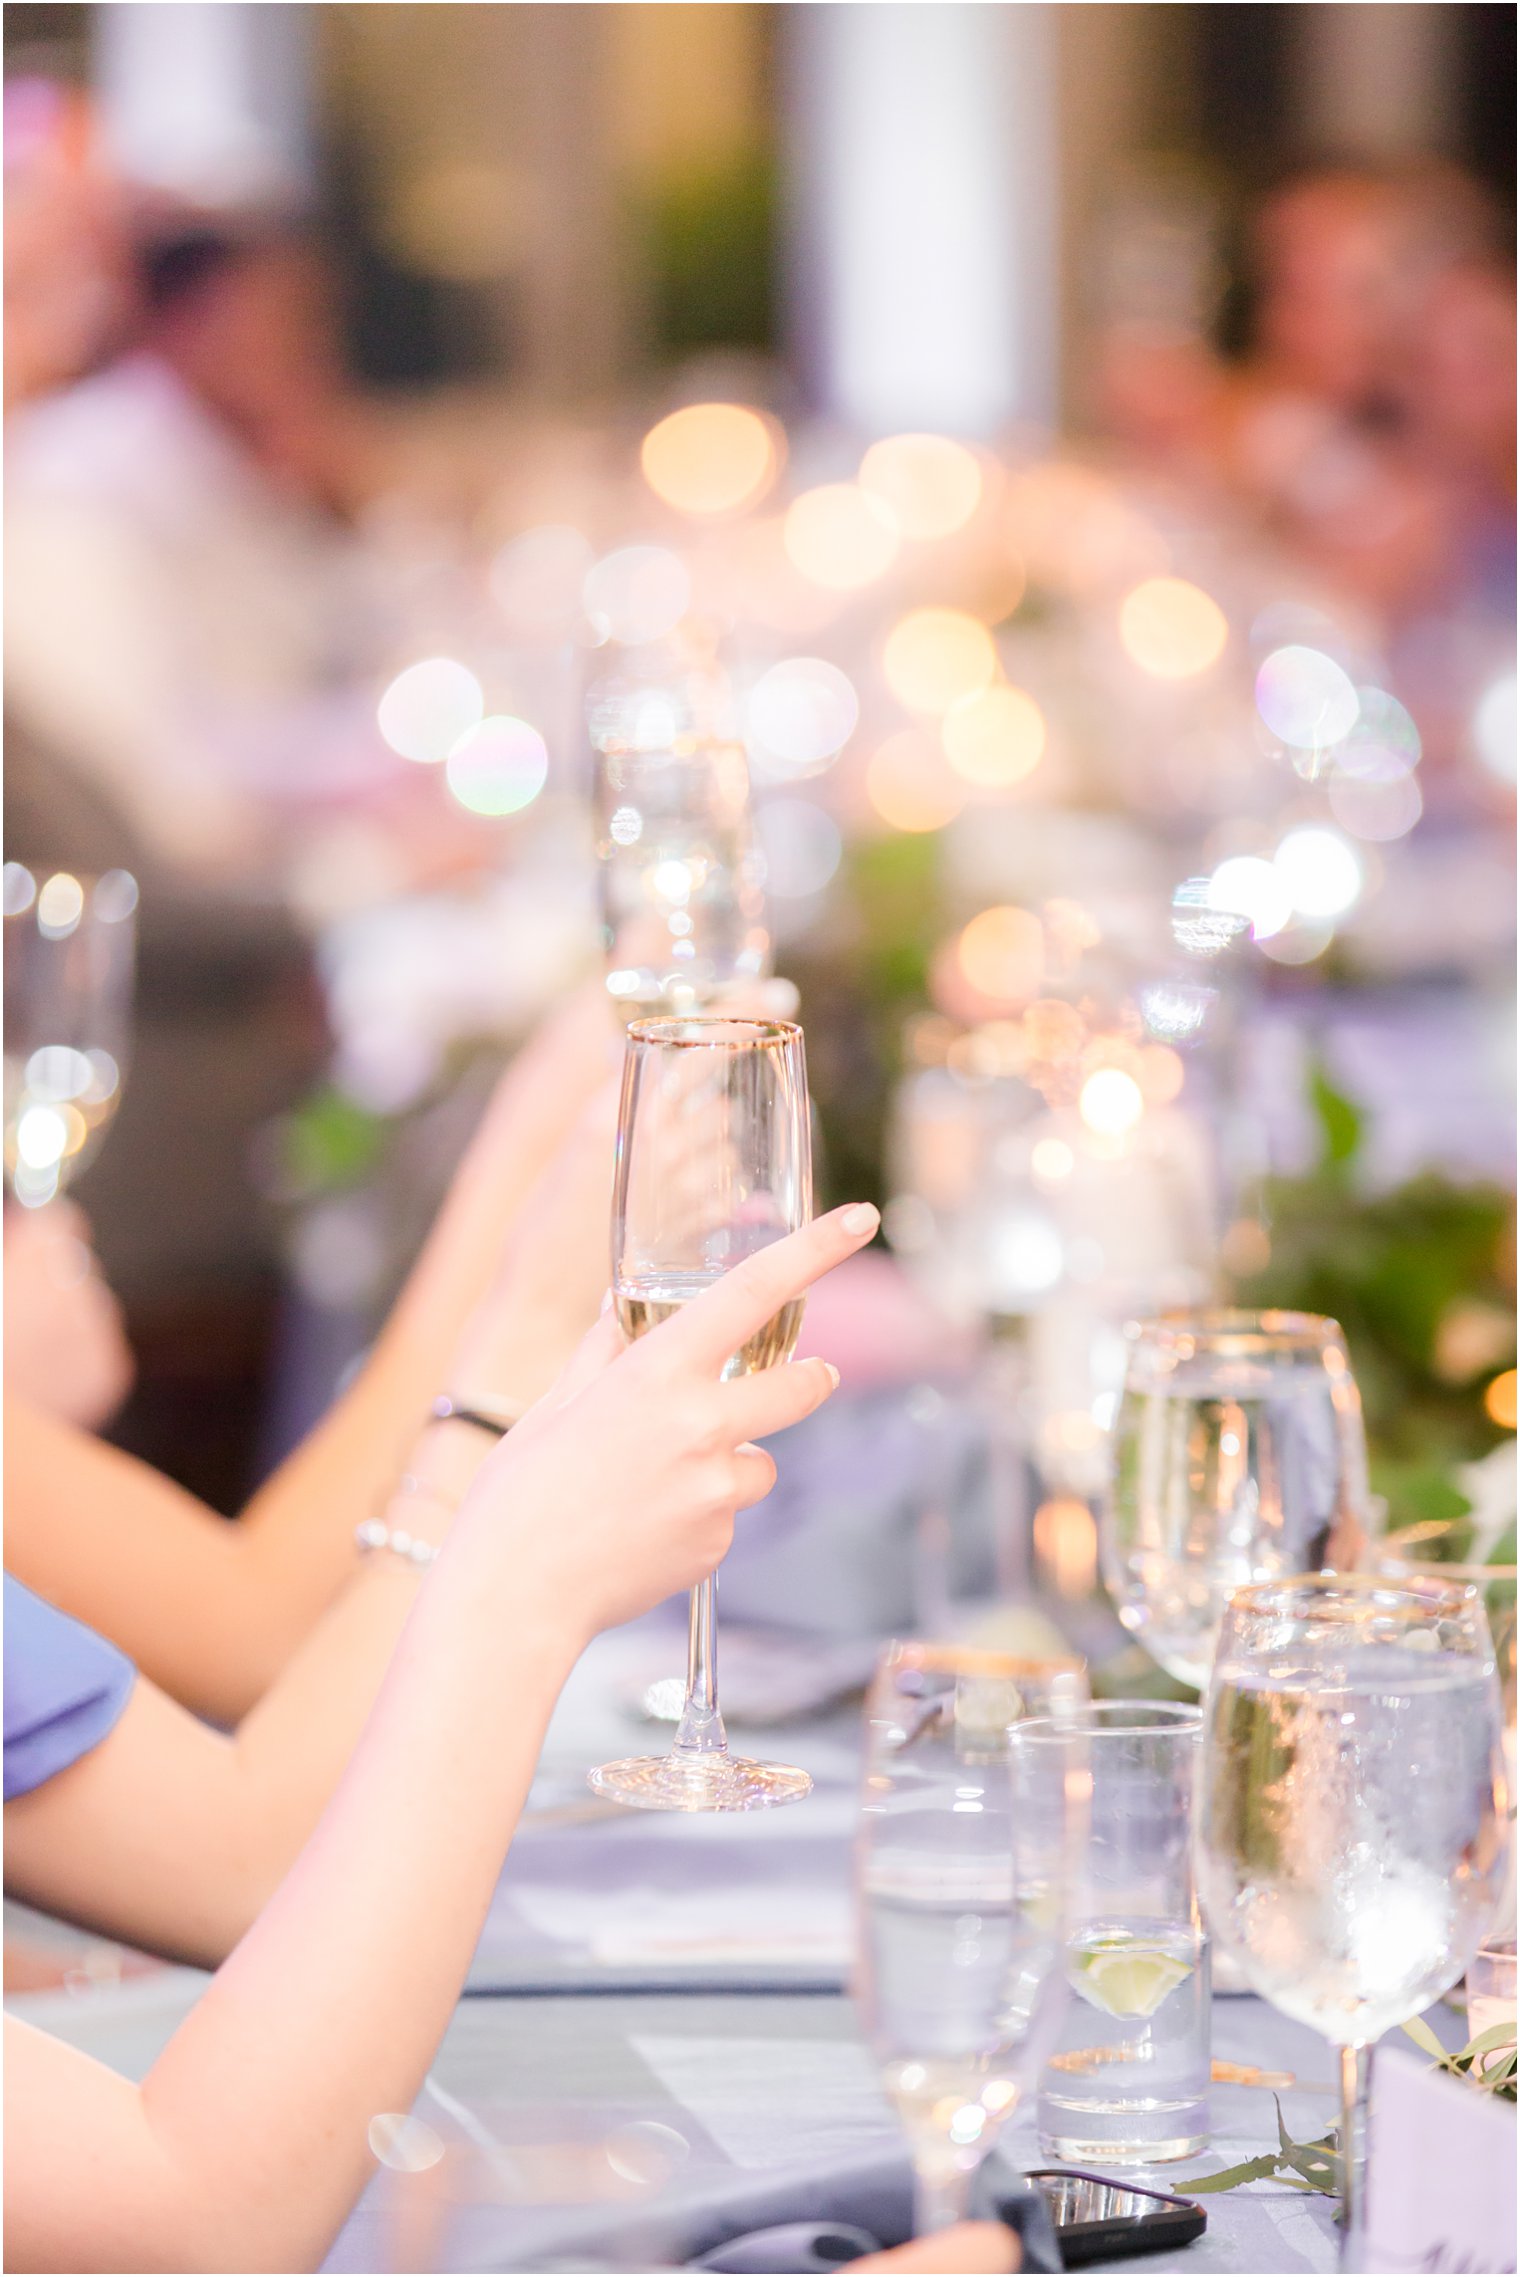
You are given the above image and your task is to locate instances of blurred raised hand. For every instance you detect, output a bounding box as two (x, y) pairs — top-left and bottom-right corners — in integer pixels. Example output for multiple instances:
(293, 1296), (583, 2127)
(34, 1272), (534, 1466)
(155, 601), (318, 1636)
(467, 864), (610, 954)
(4, 1201), (132, 1429)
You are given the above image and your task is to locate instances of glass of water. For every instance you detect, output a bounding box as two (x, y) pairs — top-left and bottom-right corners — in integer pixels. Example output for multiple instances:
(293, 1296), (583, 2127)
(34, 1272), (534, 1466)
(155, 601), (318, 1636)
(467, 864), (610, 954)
(1014, 1701), (1210, 2165)
(1199, 1576), (1508, 2268)
(855, 1641), (1086, 2237)
(590, 645), (770, 1020)
(1102, 1309), (1372, 1690)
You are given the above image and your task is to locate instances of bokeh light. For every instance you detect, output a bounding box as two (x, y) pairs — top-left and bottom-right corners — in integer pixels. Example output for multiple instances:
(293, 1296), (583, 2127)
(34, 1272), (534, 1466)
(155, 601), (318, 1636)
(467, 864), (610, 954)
(367, 2114), (446, 2172)
(1274, 825), (1362, 918)
(1118, 577), (1227, 679)
(1484, 1369), (1518, 1430)
(378, 658), (484, 765)
(957, 905), (1043, 1002)
(95, 869), (140, 923)
(640, 403), (776, 517)
(858, 433), (983, 541)
(1079, 1067), (1144, 1137)
(941, 683), (1045, 787)
(445, 716), (549, 815)
(1255, 646), (1359, 750)
(865, 729), (967, 832)
(1031, 1137), (1074, 1183)
(583, 545), (691, 645)
(745, 658), (859, 775)
(783, 483), (900, 590)
(2, 862), (36, 915)
(1472, 673), (1517, 784)
(1207, 854), (1292, 941)
(489, 525), (594, 635)
(883, 608), (998, 716)
(36, 872), (85, 937)
(1328, 756), (1423, 842)
(757, 798), (843, 898)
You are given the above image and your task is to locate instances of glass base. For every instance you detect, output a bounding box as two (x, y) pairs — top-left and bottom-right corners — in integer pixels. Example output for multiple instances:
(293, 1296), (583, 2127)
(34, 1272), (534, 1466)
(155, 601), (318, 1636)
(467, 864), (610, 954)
(587, 1751), (812, 1813)
(1038, 2125), (1208, 2167)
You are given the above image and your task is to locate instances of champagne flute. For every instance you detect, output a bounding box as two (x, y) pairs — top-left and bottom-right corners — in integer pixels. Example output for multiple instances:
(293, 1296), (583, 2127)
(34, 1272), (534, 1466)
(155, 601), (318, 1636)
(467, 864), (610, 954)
(3, 864), (137, 1208)
(590, 646), (769, 1020)
(855, 1641), (1086, 2236)
(589, 1015), (812, 1811)
(1198, 1575), (1508, 2269)
(1102, 1310), (1372, 1690)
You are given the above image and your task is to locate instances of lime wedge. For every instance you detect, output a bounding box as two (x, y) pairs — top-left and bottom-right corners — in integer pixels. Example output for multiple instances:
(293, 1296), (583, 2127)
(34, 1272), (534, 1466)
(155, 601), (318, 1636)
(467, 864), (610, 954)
(1074, 1943), (1192, 2020)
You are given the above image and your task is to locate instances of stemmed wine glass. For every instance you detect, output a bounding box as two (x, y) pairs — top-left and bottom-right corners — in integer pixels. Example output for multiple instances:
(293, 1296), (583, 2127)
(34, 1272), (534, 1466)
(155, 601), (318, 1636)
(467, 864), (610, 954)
(1197, 1575), (1508, 2270)
(589, 1015), (812, 1811)
(590, 643), (770, 1019)
(855, 1641), (1086, 2236)
(3, 864), (137, 1208)
(1101, 1309), (1373, 1690)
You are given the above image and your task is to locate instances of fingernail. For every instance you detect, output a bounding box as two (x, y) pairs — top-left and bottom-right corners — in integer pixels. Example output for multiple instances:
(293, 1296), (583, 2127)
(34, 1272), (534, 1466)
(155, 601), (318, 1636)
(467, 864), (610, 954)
(761, 977), (800, 1015)
(599, 1288), (614, 1315)
(823, 1361), (841, 1389)
(840, 1203), (880, 1238)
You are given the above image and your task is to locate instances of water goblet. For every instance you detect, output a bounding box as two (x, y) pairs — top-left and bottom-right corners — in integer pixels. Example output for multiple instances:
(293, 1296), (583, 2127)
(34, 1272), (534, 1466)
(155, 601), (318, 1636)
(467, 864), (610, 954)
(1197, 1575), (1508, 2269)
(588, 1015), (811, 1811)
(1102, 1309), (1372, 1690)
(854, 1640), (1086, 2236)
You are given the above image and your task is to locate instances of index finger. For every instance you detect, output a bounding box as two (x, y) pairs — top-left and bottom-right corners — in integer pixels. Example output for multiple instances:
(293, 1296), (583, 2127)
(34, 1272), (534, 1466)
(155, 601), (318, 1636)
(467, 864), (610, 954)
(649, 1203), (879, 1375)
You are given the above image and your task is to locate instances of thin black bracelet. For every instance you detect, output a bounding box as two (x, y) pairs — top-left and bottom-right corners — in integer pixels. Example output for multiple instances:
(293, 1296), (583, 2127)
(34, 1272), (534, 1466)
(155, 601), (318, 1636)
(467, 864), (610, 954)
(428, 1393), (518, 1439)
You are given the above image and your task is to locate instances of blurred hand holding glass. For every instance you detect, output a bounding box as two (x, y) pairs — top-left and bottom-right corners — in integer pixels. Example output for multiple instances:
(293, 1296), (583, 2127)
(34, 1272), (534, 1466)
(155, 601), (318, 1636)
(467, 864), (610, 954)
(1103, 1310), (1372, 1689)
(1198, 1577), (1508, 2268)
(4, 864), (137, 1207)
(855, 1642), (1086, 2236)
(589, 1015), (811, 1812)
(1014, 1701), (1210, 2165)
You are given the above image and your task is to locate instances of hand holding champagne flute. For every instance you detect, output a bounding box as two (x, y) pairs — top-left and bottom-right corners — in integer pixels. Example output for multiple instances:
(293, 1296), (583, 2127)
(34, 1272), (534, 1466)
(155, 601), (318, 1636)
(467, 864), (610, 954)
(590, 1014), (822, 1811)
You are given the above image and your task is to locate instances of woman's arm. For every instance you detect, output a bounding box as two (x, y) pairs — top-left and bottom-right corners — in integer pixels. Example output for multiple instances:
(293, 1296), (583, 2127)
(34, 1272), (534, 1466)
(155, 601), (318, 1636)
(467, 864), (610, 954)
(4, 1037), (619, 1724)
(3, 1205), (878, 2274)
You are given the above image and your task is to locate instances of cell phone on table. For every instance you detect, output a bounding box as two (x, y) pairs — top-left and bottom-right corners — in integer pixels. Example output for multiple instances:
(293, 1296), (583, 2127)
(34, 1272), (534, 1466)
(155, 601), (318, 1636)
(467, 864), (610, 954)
(1025, 2170), (1207, 2268)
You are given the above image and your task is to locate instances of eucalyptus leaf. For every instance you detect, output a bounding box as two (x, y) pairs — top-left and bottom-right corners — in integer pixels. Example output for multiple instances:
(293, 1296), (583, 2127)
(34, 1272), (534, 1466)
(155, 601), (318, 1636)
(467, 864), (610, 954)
(1401, 2015), (1449, 2060)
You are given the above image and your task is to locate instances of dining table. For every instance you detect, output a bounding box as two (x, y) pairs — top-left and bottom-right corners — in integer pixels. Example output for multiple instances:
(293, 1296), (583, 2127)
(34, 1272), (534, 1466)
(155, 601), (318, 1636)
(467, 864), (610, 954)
(5, 1613), (1369, 2276)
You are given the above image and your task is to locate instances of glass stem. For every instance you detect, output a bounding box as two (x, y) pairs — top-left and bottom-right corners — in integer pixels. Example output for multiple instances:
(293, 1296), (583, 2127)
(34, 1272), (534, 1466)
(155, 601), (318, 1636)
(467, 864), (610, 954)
(673, 1574), (728, 1758)
(913, 2157), (972, 2239)
(1337, 2040), (1372, 2272)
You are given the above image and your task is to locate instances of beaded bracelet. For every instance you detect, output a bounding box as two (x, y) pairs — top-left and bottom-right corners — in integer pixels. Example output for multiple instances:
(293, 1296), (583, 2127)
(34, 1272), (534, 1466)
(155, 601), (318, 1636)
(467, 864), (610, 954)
(355, 1518), (438, 1570)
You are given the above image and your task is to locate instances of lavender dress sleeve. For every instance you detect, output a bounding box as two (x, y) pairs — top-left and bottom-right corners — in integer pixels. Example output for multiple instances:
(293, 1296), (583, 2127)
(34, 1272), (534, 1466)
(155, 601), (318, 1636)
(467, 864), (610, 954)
(4, 1574), (135, 1800)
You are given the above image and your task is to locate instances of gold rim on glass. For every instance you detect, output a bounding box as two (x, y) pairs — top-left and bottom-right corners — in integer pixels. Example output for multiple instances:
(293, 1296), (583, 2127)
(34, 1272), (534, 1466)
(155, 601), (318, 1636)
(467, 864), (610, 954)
(626, 1016), (802, 1050)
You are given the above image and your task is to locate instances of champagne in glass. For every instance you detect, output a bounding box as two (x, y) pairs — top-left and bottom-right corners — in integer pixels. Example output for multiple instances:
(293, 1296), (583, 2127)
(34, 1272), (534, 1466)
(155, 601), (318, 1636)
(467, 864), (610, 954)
(590, 1015), (812, 1812)
(855, 1641), (1086, 2237)
(1102, 1310), (1372, 1689)
(1198, 1577), (1507, 2269)
(3, 865), (137, 1208)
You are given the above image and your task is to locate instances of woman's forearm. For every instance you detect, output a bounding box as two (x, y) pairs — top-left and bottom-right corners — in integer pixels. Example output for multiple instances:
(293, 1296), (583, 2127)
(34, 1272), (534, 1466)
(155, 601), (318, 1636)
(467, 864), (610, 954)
(7, 1538), (585, 2275)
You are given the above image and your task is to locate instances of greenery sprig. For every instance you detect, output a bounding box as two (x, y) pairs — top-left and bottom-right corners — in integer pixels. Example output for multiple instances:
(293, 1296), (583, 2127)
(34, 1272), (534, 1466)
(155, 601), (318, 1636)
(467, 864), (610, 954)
(1403, 2012), (1517, 2103)
(1184, 2096), (1340, 2200)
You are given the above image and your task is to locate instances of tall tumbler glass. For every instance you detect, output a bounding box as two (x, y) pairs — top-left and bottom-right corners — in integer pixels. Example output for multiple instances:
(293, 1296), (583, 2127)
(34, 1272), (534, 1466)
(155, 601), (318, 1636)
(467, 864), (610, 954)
(3, 863), (137, 1208)
(1102, 1310), (1372, 1690)
(1015, 1701), (1210, 2164)
(590, 647), (769, 1019)
(1199, 1576), (1507, 2269)
(855, 1642), (1086, 2237)
(589, 1017), (811, 1811)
